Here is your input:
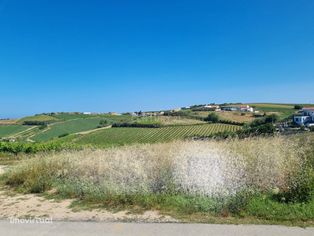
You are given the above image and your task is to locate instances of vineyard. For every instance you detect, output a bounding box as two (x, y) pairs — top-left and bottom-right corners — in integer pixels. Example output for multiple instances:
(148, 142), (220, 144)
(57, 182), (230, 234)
(31, 118), (108, 142)
(72, 123), (241, 147)
(0, 125), (29, 138)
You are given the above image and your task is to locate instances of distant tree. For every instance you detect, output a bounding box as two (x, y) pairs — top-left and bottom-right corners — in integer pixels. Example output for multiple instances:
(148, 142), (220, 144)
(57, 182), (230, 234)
(205, 113), (219, 123)
(294, 105), (303, 110)
(265, 114), (279, 123)
(98, 119), (109, 127)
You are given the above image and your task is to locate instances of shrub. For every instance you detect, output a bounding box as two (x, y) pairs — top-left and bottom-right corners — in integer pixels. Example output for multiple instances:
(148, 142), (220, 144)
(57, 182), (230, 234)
(112, 122), (162, 128)
(273, 168), (314, 203)
(205, 113), (219, 123)
(225, 190), (256, 214)
(98, 119), (109, 128)
(58, 133), (69, 138)
(294, 105), (303, 110)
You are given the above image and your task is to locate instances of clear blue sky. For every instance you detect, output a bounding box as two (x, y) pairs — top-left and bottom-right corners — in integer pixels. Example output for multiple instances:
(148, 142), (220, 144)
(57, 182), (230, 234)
(0, 0), (313, 118)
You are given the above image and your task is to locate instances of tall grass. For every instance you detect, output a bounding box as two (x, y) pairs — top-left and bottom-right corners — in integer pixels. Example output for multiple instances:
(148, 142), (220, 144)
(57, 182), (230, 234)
(3, 135), (314, 220)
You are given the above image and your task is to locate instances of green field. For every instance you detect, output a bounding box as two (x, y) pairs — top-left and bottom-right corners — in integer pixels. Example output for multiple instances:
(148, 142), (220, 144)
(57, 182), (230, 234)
(32, 118), (107, 142)
(248, 103), (297, 120)
(0, 125), (29, 138)
(71, 123), (241, 147)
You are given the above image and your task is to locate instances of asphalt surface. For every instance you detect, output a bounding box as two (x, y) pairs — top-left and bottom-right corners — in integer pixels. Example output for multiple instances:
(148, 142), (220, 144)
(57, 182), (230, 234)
(1, 221), (314, 236)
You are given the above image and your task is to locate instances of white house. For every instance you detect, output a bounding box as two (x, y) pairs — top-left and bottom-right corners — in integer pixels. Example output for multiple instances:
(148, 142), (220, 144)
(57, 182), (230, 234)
(221, 105), (253, 112)
(293, 108), (314, 126)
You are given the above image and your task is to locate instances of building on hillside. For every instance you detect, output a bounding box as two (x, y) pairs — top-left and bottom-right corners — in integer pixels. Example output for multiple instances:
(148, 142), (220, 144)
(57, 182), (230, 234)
(221, 105), (253, 112)
(221, 106), (238, 111)
(293, 107), (314, 126)
(108, 112), (121, 116)
(83, 112), (92, 115)
(239, 105), (254, 112)
(204, 105), (221, 111)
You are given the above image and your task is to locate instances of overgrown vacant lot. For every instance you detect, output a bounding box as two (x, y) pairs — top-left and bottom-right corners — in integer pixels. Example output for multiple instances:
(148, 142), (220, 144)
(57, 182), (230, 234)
(70, 124), (241, 147)
(0, 125), (29, 138)
(3, 135), (314, 225)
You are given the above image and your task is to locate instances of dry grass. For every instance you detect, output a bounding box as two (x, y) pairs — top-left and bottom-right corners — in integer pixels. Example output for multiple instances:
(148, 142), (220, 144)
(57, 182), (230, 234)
(3, 135), (314, 224)
(216, 111), (255, 123)
(0, 120), (17, 125)
(5, 136), (306, 197)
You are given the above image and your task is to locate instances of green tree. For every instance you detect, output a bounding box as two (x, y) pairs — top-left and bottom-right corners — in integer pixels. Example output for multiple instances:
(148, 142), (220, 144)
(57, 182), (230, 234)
(294, 104), (303, 110)
(205, 113), (219, 123)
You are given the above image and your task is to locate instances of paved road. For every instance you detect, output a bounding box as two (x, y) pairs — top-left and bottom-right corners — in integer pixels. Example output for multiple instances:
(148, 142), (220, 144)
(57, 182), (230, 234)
(1, 221), (314, 236)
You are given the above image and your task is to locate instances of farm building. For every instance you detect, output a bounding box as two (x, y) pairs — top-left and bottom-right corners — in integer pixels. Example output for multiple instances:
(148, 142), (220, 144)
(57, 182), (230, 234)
(293, 107), (314, 126)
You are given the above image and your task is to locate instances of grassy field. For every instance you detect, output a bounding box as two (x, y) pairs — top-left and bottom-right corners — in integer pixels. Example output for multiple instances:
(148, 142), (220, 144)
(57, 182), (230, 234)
(0, 125), (30, 138)
(70, 123), (241, 147)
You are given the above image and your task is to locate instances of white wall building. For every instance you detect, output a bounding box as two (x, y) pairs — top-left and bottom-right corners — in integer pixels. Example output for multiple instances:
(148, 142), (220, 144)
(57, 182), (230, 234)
(293, 108), (314, 126)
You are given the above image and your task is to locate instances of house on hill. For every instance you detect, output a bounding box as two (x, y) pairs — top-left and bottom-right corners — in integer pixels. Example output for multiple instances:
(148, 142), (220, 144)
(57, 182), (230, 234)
(293, 107), (314, 126)
(221, 105), (254, 112)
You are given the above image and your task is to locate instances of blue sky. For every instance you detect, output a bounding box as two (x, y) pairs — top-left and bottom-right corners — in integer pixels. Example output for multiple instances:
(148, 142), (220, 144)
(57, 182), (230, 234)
(0, 0), (313, 118)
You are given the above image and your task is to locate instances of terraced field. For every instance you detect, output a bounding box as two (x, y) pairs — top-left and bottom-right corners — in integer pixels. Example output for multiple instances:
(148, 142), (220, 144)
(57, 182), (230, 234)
(0, 125), (29, 138)
(71, 123), (241, 147)
(32, 118), (107, 142)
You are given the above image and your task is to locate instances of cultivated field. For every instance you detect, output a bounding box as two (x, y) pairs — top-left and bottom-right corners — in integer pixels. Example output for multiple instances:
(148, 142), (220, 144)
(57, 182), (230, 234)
(32, 118), (108, 142)
(71, 123), (241, 147)
(0, 125), (29, 138)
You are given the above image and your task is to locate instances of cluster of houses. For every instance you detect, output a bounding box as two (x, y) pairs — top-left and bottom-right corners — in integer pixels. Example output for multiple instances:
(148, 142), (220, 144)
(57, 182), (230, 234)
(187, 104), (255, 112)
(293, 107), (314, 127)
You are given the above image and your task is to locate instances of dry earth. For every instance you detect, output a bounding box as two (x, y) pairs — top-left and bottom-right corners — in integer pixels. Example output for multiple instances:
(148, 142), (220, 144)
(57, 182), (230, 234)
(0, 165), (177, 222)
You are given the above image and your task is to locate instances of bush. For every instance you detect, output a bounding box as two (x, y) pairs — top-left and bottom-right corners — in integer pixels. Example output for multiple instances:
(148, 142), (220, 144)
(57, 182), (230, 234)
(0, 142), (79, 155)
(98, 119), (109, 127)
(23, 121), (51, 126)
(294, 105), (303, 110)
(112, 122), (162, 128)
(273, 168), (314, 203)
(225, 190), (255, 214)
(265, 114), (279, 123)
(39, 124), (48, 130)
(58, 133), (69, 138)
(205, 113), (219, 123)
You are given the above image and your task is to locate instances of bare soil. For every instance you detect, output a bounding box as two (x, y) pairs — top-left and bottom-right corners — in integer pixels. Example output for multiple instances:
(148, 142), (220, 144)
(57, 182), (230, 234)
(0, 165), (177, 222)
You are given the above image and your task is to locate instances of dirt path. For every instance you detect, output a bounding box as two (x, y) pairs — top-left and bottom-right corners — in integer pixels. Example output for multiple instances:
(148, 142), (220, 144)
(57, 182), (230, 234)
(0, 165), (176, 222)
(75, 125), (112, 135)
